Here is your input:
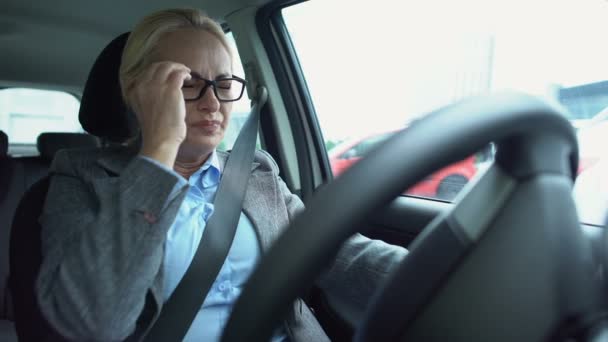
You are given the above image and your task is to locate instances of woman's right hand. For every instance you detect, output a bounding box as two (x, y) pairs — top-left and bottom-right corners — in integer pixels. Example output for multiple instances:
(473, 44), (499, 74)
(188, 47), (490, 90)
(129, 61), (191, 167)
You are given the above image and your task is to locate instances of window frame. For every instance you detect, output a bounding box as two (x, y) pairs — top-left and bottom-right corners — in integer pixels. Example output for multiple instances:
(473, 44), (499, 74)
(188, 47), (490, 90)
(256, 0), (333, 203)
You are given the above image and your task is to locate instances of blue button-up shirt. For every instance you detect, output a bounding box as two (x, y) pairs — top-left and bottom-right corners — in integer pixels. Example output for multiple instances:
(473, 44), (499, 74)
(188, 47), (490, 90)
(144, 151), (286, 341)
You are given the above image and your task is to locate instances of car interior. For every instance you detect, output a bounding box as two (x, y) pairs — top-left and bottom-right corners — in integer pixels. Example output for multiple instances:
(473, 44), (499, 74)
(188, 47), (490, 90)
(2, 0), (608, 341)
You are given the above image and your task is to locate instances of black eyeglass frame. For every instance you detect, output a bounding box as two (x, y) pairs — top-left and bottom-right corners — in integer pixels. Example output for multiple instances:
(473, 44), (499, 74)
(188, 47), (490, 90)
(183, 74), (247, 102)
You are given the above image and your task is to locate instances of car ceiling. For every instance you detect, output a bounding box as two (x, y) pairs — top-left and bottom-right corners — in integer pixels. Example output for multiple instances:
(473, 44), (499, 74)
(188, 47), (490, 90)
(0, 0), (271, 94)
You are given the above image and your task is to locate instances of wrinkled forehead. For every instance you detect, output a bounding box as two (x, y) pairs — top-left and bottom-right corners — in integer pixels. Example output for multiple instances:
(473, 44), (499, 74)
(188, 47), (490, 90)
(153, 28), (233, 77)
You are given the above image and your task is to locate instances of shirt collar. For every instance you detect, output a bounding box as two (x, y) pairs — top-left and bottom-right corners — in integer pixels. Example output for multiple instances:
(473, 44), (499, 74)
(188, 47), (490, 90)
(189, 150), (221, 189)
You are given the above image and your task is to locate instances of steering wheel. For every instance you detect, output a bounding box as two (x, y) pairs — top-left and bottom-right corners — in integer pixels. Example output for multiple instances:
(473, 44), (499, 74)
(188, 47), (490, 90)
(222, 92), (600, 341)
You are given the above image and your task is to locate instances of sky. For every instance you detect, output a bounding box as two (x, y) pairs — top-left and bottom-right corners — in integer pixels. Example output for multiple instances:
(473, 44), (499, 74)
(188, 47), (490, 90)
(282, 0), (608, 141)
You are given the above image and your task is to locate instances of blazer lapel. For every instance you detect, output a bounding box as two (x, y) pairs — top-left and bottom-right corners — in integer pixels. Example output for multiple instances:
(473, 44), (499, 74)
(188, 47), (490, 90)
(218, 151), (277, 252)
(242, 172), (280, 252)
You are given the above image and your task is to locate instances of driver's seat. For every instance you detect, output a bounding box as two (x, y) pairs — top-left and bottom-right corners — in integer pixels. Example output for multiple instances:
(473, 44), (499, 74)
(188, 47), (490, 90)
(8, 32), (134, 341)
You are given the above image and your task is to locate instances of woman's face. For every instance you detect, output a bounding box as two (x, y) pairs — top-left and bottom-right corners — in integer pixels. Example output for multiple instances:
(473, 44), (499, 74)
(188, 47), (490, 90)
(154, 28), (233, 159)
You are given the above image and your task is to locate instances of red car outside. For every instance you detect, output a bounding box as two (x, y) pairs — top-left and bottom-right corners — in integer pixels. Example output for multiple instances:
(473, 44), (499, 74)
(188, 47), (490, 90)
(327, 130), (485, 201)
(575, 109), (608, 176)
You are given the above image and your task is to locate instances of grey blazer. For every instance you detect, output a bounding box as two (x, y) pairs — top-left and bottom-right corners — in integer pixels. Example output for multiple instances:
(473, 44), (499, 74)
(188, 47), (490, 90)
(36, 146), (407, 341)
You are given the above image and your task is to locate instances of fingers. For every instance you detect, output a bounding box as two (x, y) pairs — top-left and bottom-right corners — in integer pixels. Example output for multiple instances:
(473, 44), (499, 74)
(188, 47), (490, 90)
(166, 67), (191, 89)
(136, 62), (161, 85)
(137, 61), (190, 88)
(129, 62), (190, 113)
(151, 61), (190, 86)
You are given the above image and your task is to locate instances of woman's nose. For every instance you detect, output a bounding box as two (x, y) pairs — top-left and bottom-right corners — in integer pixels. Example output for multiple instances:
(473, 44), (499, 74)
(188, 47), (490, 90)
(196, 86), (221, 113)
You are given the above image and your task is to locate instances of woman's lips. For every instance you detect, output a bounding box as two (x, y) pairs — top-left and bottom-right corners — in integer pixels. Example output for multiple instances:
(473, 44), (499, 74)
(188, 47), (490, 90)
(190, 120), (221, 134)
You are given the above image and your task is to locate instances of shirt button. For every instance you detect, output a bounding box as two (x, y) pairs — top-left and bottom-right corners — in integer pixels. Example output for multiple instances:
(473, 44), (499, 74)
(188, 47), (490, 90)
(219, 281), (230, 292)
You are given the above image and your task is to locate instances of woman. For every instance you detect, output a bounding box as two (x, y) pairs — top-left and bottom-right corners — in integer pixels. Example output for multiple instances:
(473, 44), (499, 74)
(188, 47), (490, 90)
(36, 8), (407, 341)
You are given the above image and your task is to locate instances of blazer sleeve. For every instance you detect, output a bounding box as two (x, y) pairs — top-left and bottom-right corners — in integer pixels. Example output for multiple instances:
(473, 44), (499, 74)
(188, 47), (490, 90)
(36, 150), (187, 341)
(277, 176), (408, 324)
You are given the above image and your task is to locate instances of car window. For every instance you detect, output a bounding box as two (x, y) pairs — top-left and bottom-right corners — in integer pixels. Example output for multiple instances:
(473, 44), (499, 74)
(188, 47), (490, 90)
(220, 32), (255, 151)
(0, 88), (82, 156)
(282, 0), (608, 224)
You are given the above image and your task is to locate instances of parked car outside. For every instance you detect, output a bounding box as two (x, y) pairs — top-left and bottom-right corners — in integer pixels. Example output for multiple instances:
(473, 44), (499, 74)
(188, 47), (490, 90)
(574, 157), (608, 225)
(576, 108), (608, 173)
(573, 111), (608, 224)
(328, 129), (490, 201)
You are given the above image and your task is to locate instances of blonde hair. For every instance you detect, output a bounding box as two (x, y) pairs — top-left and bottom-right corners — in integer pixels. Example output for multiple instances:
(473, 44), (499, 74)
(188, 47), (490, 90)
(119, 8), (233, 107)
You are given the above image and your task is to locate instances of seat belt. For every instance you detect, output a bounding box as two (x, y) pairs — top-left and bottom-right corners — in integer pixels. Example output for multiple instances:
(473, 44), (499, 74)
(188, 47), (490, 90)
(144, 87), (269, 342)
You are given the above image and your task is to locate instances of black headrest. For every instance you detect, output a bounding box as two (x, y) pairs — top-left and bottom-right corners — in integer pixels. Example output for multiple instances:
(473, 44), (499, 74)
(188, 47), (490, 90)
(37, 133), (100, 161)
(79, 32), (138, 142)
(0, 130), (7, 157)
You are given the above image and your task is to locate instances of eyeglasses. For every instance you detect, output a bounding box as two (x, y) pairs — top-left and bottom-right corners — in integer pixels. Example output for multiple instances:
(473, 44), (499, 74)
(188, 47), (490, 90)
(182, 73), (246, 102)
